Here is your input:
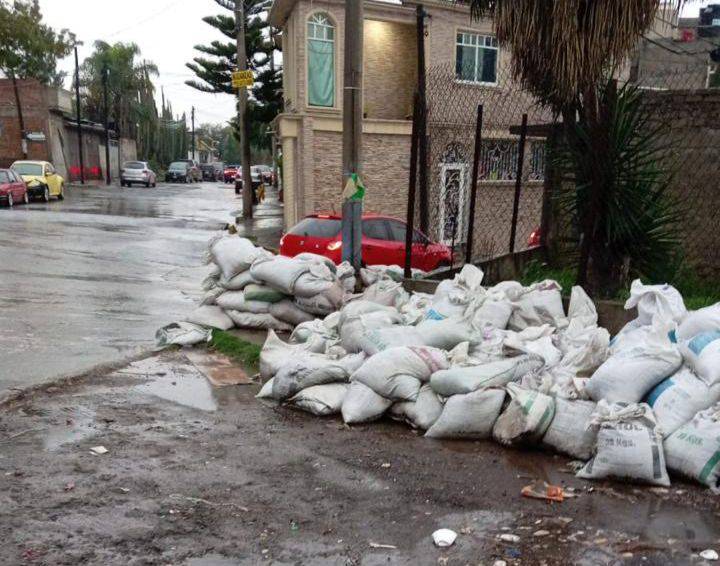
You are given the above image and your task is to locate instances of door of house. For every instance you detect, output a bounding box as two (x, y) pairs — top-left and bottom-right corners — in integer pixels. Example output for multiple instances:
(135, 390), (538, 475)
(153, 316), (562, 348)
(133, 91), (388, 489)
(438, 163), (468, 246)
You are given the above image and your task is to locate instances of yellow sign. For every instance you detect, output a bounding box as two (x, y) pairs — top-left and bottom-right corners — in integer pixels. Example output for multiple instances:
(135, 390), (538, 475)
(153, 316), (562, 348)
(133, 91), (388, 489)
(232, 70), (254, 88)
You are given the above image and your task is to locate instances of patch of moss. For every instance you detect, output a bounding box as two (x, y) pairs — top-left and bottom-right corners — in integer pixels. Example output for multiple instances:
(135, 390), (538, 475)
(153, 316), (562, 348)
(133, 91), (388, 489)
(209, 330), (261, 370)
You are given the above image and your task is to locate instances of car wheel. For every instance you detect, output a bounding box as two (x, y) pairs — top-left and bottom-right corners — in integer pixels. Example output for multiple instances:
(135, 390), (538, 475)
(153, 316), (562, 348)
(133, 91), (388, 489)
(43, 187), (50, 203)
(7, 193), (13, 208)
(23, 191), (29, 205)
(57, 184), (64, 200)
(152, 181), (157, 188)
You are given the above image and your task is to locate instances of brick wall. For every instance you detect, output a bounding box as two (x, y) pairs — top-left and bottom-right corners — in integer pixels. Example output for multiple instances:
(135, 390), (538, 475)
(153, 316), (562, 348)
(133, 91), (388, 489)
(0, 78), (52, 167)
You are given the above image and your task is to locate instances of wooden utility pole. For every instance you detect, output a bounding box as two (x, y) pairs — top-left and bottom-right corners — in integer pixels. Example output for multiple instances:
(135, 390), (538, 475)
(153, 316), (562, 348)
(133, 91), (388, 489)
(234, 0), (253, 218)
(74, 45), (85, 184)
(341, 0), (364, 270)
(416, 5), (429, 234)
(191, 106), (196, 162)
(102, 66), (111, 185)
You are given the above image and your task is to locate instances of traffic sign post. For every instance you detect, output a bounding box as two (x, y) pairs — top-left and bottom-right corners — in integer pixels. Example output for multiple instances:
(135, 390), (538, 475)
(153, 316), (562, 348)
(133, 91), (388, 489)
(232, 70), (254, 88)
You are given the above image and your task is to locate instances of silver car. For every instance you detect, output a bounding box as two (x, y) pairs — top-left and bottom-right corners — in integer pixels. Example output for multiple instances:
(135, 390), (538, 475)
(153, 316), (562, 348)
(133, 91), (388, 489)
(121, 161), (157, 188)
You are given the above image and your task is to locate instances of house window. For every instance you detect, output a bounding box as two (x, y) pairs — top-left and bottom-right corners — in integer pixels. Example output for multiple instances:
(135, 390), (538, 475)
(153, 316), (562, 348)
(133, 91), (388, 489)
(478, 139), (546, 181)
(456, 32), (498, 84)
(307, 13), (335, 107)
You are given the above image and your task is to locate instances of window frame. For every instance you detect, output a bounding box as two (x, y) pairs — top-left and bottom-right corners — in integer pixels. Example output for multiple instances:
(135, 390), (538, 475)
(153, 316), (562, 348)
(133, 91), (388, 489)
(306, 11), (337, 109)
(455, 30), (499, 86)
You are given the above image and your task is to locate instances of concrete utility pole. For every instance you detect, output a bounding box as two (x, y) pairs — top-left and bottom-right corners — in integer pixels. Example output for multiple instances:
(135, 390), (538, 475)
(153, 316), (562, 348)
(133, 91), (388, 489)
(191, 106), (196, 161)
(234, 0), (253, 218)
(341, 0), (364, 270)
(74, 45), (85, 184)
(10, 73), (27, 159)
(102, 66), (111, 185)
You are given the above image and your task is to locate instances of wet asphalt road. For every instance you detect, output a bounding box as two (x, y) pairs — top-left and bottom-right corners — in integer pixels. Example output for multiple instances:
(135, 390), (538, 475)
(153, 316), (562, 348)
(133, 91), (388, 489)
(0, 181), (283, 397)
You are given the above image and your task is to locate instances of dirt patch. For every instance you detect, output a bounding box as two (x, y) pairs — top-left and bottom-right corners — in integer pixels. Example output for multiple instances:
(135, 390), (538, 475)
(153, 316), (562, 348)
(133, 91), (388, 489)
(1, 351), (718, 565)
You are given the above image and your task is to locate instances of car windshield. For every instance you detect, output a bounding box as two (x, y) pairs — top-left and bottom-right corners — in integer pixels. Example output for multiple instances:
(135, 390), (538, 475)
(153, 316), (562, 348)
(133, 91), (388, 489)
(124, 162), (144, 170)
(169, 162), (186, 171)
(289, 217), (341, 238)
(12, 163), (43, 176)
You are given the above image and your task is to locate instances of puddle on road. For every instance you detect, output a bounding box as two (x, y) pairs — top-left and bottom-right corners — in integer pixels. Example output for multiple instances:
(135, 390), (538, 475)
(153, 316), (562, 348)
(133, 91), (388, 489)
(43, 406), (98, 451)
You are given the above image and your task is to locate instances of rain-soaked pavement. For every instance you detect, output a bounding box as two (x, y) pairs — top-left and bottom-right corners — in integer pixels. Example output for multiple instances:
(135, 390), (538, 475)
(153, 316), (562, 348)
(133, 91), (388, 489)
(0, 181), (283, 397)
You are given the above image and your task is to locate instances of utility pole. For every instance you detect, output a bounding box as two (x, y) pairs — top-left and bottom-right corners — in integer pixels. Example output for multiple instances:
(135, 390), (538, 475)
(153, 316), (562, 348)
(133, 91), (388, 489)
(234, 0), (253, 218)
(341, 0), (364, 270)
(102, 66), (111, 185)
(74, 45), (85, 184)
(416, 5), (429, 234)
(10, 73), (27, 159)
(191, 106), (196, 162)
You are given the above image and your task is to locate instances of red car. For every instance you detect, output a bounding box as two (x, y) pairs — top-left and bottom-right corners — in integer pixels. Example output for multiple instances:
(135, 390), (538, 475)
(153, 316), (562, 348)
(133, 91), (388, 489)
(223, 165), (238, 183)
(280, 214), (452, 272)
(528, 227), (541, 248)
(0, 168), (29, 207)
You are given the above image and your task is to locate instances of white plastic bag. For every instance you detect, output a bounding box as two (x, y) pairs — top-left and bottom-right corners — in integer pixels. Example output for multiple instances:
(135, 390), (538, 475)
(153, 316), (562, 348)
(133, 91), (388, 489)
(664, 404), (720, 490)
(492, 383), (556, 446)
(585, 321), (682, 403)
(576, 401), (670, 486)
(185, 305), (235, 330)
(341, 381), (393, 424)
(645, 367), (720, 437)
(541, 398), (597, 460)
(679, 330), (720, 386)
(351, 346), (448, 402)
(425, 388), (506, 439)
(430, 355), (544, 397)
(677, 303), (720, 342)
(287, 383), (349, 416)
(389, 385), (443, 430)
(508, 280), (567, 331)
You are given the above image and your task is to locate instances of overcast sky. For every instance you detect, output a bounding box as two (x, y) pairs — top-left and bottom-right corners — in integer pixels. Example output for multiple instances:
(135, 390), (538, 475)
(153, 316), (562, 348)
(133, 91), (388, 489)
(40, 0), (714, 128)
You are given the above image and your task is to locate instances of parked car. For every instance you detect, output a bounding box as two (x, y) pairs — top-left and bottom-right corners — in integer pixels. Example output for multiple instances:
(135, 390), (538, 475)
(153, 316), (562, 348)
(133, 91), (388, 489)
(199, 164), (218, 181)
(280, 214), (452, 271)
(223, 164), (238, 183)
(234, 166), (263, 195)
(165, 161), (193, 183)
(11, 160), (65, 202)
(0, 168), (29, 207)
(120, 161), (157, 187)
(211, 162), (224, 180)
(528, 227), (541, 248)
(177, 159), (201, 182)
(256, 164), (273, 185)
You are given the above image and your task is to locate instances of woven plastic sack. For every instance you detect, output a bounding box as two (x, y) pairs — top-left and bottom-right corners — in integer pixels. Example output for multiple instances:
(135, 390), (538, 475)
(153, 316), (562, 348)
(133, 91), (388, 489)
(287, 383), (349, 416)
(341, 381), (393, 424)
(206, 235), (268, 280)
(269, 300), (315, 326)
(492, 384), (556, 446)
(677, 303), (720, 342)
(389, 385), (443, 430)
(185, 305), (234, 330)
(679, 330), (720, 386)
(541, 398), (597, 460)
(226, 310), (293, 332)
(216, 291), (271, 314)
(425, 388), (506, 439)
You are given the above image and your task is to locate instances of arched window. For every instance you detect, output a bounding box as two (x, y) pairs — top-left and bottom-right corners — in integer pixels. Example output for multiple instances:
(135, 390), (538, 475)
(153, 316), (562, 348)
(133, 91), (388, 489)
(307, 13), (335, 107)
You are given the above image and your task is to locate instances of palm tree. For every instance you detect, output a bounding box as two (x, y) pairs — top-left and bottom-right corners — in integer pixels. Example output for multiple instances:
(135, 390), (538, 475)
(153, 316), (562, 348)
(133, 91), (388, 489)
(466, 1), (687, 296)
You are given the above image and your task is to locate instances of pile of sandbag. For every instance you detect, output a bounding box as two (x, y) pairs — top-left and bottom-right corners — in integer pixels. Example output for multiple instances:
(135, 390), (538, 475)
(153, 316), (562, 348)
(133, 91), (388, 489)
(256, 267), (720, 492)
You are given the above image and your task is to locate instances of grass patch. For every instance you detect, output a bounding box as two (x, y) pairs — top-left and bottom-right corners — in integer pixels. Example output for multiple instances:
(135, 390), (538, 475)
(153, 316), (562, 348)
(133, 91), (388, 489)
(209, 330), (261, 370)
(519, 261), (577, 294)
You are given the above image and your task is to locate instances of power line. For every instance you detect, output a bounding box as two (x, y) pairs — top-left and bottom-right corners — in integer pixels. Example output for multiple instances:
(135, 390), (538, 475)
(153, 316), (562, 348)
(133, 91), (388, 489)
(107, 0), (187, 38)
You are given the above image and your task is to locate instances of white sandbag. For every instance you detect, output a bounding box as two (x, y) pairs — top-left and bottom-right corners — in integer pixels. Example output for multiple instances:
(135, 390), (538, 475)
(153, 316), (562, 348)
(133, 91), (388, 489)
(358, 318), (473, 356)
(243, 284), (286, 303)
(430, 355), (544, 397)
(585, 321), (682, 403)
(623, 279), (687, 326)
(401, 292), (434, 325)
(576, 401), (670, 486)
(677, 303), (720, 342)
(287, 383), (349, 416)
(339, 300), (398, 326)
(508, 280), (567, 331)
(185, 305), (235, 330)
(557, 320), (610, 377)
(541, 398), (597, 460)
(200, 287), (224, 306)
(679, 330), (720, 386)
(426, 264), (484, 321)
(202, 264), (221, 290)
(216, 291), (271, 314)
(471, 297), (513, 330)
(425, 388), (506, 439)
(341, 381), (393, 424)
(337, 261), (356, 292)
(664, 404), (720, 490)
(226, 310), (293, 332)
(340, 310), (404, 353)
(293, 252), (337, 272)
(362, 280), (409, 308)
(249, 255), (312, 295)
(492, 384), (556, 446)
(206, 235), (268, 280)
(293, 263), (339, 298)
(389, 385), (443, 430)
(351, 346), (449, 402)
(567, 285), (598, 327)
(646, 367), (720, 437)
(217, 270), (257, 291)
(256, 378), (277, 399)
(289, 319), (339, 352)
(272, 352), (366, 400)
(269, 300), (315, 326)
(260, 330), (324, 380)
(503, 331), (562, 367)
(359, 264), (415, 286)
(156, 322), (212, 347)
(294, 281), (346, 315)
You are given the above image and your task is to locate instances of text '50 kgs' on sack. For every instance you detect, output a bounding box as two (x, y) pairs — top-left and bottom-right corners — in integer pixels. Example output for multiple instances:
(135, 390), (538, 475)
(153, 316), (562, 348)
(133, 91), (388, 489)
(577, 401), (670, 486)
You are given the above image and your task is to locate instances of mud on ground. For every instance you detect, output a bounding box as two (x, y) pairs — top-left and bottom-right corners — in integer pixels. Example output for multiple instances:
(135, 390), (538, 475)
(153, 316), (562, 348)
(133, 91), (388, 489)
(1, 351), (719, 565)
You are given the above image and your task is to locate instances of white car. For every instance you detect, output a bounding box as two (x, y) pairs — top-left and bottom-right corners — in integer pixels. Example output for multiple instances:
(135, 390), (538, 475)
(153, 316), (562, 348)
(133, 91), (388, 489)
(121, 161), (157, 188)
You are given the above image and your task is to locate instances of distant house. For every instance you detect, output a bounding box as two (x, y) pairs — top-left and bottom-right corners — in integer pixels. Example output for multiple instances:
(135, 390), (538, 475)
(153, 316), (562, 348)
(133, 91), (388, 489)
(269, 0), (545, 239)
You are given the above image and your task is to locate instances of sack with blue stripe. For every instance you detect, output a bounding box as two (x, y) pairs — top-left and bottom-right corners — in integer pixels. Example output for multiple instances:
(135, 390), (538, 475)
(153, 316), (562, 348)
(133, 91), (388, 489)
(680, 330), (720, 386)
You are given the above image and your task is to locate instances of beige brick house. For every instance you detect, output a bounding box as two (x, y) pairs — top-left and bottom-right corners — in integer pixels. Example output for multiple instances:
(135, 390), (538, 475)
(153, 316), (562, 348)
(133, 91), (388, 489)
(270, 0), (551, 257)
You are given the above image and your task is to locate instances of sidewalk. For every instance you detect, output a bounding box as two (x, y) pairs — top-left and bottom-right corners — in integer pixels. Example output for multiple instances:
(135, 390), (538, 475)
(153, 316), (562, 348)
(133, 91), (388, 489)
(1, 349), (718, 565)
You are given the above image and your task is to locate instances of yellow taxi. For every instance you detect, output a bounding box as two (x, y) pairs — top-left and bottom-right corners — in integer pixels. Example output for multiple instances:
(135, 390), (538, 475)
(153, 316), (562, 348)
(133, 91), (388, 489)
(10, 160), (65, 202)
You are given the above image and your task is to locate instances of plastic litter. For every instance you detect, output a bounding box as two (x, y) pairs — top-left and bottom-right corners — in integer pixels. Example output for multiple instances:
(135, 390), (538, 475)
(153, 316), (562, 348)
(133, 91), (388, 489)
(521, 480), (569, 502)
(89, 446), (108, 455)
(431, 528), (457, 548)
(700, 550), (719, 561)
